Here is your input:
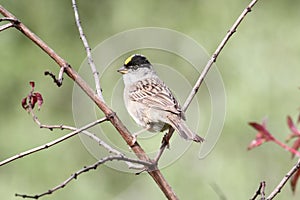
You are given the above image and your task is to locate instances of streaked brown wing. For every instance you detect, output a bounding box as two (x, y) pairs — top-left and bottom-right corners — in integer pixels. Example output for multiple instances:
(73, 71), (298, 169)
(129, 78), (183, 117)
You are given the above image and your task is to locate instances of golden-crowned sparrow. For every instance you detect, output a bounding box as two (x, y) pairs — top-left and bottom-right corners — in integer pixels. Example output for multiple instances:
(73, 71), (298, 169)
(118, 54), (204, 143)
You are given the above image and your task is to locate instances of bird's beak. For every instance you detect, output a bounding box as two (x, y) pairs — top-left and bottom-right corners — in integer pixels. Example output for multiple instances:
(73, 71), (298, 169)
(117, 66), (128, 74)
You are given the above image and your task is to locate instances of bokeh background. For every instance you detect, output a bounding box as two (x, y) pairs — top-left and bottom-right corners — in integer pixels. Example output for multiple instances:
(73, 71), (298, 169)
(1, 0), (300, 199)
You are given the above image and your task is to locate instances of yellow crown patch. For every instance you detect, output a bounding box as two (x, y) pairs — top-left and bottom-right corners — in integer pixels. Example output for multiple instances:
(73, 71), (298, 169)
(124, 54), (135, 66)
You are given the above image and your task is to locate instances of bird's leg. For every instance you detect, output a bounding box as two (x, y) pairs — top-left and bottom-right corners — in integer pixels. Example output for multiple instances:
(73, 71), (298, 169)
(162, 127), (174, 149)
(154, 127), (174, 164)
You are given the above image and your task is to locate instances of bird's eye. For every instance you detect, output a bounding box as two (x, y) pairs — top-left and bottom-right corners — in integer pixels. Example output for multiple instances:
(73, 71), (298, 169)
(132, 65), (138, 70)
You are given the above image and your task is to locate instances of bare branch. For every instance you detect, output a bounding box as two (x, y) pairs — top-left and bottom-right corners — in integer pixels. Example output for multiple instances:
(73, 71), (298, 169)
(15, 155), (153, 199)
(80, 130), (144, 170)
(0, 117), (107, 167)
(71, 0), (103, 101)
(44, 66), (65, 87)
(156, 0), (260, 163)
(28, 108), (119, 154)
(0, 17), (17, 22)
(250, 181), (266, 200)
(0, 5), (178, 199)
(182, 0), (258, 111)
(0, 17), (19, 32)
(0, 0), (260, 198)
(25, 103), (145, 170)
(266, 158), (300, 200)
(0, 22), (13, 31)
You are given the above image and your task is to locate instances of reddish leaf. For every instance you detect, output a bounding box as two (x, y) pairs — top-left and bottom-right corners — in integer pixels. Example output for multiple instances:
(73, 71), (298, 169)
(291, 168), (300, 193)
(247, 136), (267, 150)
(287, 116), (300, 137)
(248, 121), (274, 150)
(29, 81), (35, 89)
(34, 92), (43, 110)
(21, 81), (43, 111)
(21, 97), (28, 110)
(291, 138), (300, 159)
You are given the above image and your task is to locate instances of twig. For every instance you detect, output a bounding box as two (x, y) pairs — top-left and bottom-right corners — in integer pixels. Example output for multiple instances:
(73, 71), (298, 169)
(35, 117), (144, 170)
(0, 5), (178, 199)
(15, 155), (153, 199)
(156, 0), (259, 163)
(0, 17), (18, 32)
(0, 22), (13, 31)
(27, 108), (124, 157)
(266, 158), (300, 200)
(250, 181), (266, 200)
(44, 67), (64, 87)
(0, 117), (107, 167)
(80, 130), (144, 170)
(261, 181), (266, 200)
(71, 0), (103, 101)
(182, 0), (258, 111)
(0, 17), (17, 22)
(0, 1), (260, 198)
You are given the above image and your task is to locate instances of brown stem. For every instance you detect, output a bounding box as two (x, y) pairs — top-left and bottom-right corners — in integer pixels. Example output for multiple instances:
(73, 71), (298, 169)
(267, 158), (300, 200)
(0, 5), (178, 199)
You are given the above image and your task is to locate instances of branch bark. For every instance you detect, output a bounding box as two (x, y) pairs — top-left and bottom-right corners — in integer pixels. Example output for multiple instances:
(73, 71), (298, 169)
(0, 5), (178, 199)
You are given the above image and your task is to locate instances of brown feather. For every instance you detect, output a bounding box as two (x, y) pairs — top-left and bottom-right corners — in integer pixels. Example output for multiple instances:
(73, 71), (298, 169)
(129, 78), (184, 118)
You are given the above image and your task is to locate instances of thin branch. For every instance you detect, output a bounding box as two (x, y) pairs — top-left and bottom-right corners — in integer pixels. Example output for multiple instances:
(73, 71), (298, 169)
(44, 67), (64, 87)
(15, 155), (153, 199)
(250, 181), (266, 200)
(182, 0), (258, 111)
(0, 17), (18, 32)
(266, 158), (300, 200)
(0, 117), (107, 167)
(0, 5), (177, 199)
(28, 109), (122, 156)
(0, 22), (13, 31)
(27, 102), (144, 171)
(0, 1), (260, 198)
(71, 0), (103, 101)
(80, 130), (144, 170)
(0, 17), (16, 22)
(156, 0), (259, 163)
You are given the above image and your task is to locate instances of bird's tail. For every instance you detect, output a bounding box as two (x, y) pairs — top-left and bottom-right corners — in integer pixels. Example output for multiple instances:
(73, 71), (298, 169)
(167, 116), (204, 143)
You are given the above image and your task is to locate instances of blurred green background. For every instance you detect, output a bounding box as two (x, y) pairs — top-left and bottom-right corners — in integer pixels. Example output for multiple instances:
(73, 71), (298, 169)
(1, 0), (300, 199)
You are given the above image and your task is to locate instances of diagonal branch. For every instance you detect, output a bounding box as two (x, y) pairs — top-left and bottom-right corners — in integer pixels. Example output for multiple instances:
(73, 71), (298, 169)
(0, 5), (177, 199)
(182, 0), (258, 111)
(0, 117), (107, 167)
(266, 158), (300, 200)
(250, 181), (266, 200)
(0, 22), (13, 31)
(15, 155), (153, 199)
(156, 0), (259, 163)
(28, 107), (145, 170)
